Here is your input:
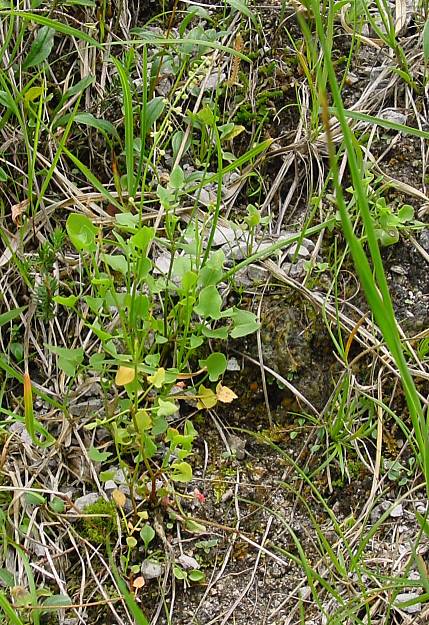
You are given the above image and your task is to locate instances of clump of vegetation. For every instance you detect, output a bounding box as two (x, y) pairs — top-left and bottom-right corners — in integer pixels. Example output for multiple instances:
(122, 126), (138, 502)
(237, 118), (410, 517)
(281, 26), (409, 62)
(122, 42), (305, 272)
(78, 498), (117, 544)
(1, 0), (429, 624)
(234, 88), (285, 126)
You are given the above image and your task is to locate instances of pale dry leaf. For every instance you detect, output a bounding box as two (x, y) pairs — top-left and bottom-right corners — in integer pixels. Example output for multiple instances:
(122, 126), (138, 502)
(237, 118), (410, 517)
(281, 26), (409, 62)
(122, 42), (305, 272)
(133, 576), (145, 589)
(216, 383), (238, 403)
(112, 488), (126, 509)
(395, 0), (407, 34)
(0, 237), (18, 268)
(11, 199), (30, 225)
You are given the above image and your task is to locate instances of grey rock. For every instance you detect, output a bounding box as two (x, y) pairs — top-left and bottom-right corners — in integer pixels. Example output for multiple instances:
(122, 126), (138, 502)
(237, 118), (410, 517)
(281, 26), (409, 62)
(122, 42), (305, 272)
(211, 224), (243, 247)
(379, 108), (407, 126)
(177, 554), (200, 570)
(370, 501), (391, 523)
(153, 252), (172, 275)
(205, 70), (226, 90)
(221, 488), (234, 503)
(103, 480), (118, 492)
(390, 503), (403, 518)
(141, 559), (164, 580)
(287, 243), (310, 258)
(395, 592), (421, 614)
(390, 265), (407, 275)
(228, 435), (246, 460)
(419, 230), (429, 252)
(74, 493), (101, 512)
(416, 502), (428, 514)
(226, 357), (241, 372)
(9, 421), (33, 445)
(282, 259), (307, 278)
(197, 188), (216, 207)
(246, 264), (270, 283)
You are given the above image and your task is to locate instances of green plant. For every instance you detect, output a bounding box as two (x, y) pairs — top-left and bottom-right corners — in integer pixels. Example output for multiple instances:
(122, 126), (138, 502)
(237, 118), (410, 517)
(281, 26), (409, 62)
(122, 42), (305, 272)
(241, 203), (271, 255)
(416, 337), (429, 362)
(344, 171), (425, 246)
(304, 0), (428, 494)
(384, 457), (416, 485)
(79, 498), (117, 544)
(63, 196), (259, 501)
(173, 564), (205, 588)
(346, 0), (420, 91)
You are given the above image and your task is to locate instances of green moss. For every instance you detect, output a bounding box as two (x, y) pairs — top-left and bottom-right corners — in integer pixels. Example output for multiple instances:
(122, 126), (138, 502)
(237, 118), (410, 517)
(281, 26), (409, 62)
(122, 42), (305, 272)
(79, 498), (117, 544)
(234, 89), (284, 126)
(211, 467), (235, 503)
(259, 61), (277, 77)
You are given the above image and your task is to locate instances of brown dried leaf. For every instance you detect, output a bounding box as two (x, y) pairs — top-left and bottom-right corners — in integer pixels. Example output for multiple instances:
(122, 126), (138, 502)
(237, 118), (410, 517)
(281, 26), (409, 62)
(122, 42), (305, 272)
(11, 199), (29, 225)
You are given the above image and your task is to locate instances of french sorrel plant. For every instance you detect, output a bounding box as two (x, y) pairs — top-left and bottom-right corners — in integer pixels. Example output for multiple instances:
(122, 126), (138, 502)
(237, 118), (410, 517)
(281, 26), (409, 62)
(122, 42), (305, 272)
(61, 164), (259, 500)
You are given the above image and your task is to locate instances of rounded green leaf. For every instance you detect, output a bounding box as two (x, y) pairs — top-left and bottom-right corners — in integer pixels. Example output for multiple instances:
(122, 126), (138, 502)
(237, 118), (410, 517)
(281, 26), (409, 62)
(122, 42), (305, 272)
(140, 524), (155, 550)
(188, 569), (205, 582)
(157, 398), (178, 417)
(102, 253), (128, 275)
(170, 461), (193, 483)
(42, 594), (72, 608)
(66, 213), (98, 252)
(145, 96), (165, 130)
(53, 294), (78, 307)
(49, 497), (65, 513)
(169, 165), (184, 189)
(199, 352), (227, 381)
(88, 447), (112, 462)
(398, 204), (414, 223)
(173, 565), (187, 580)
(126, 536), (138, 549)
(25, 491), (46, 506)
(194, 285), (222, 319)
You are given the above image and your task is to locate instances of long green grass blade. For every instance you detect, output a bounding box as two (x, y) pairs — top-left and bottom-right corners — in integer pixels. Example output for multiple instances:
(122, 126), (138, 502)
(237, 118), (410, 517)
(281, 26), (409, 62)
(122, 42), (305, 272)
(111, 58), (135, 195)
(308, 0), (428, 490)
(330, 107), (429, 140)
(0, 592), (25, 625)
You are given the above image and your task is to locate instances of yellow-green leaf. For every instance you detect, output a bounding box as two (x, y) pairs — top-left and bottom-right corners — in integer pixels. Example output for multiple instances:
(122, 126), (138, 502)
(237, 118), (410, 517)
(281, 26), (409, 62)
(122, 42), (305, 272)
(24, 86), (43, 104)
(197, 385), (217, 410)
(147, 367), (165, 388)
(135, 409), (152, 432)
(115, 366), (135, 386)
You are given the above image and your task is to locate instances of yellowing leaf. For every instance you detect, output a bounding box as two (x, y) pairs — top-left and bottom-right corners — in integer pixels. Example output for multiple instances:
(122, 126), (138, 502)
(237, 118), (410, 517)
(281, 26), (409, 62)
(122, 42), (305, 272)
(24, 86), (43, 104)
(135, 409), (152, 432)
(216, 383), (238, 403)
(23, 371), (35, 442)
(197, 385), (217, 410)
(147, 367), (165, 388)
(222, 124), (245, 141)
(115, 365), (135, 386)
(133, 576), (145, 589)
(112, 488), (126, 509)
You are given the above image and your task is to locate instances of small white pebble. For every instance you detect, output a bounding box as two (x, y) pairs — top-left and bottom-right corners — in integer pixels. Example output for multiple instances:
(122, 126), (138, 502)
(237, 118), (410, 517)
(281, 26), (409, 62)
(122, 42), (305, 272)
(390, 503), (403, 518)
